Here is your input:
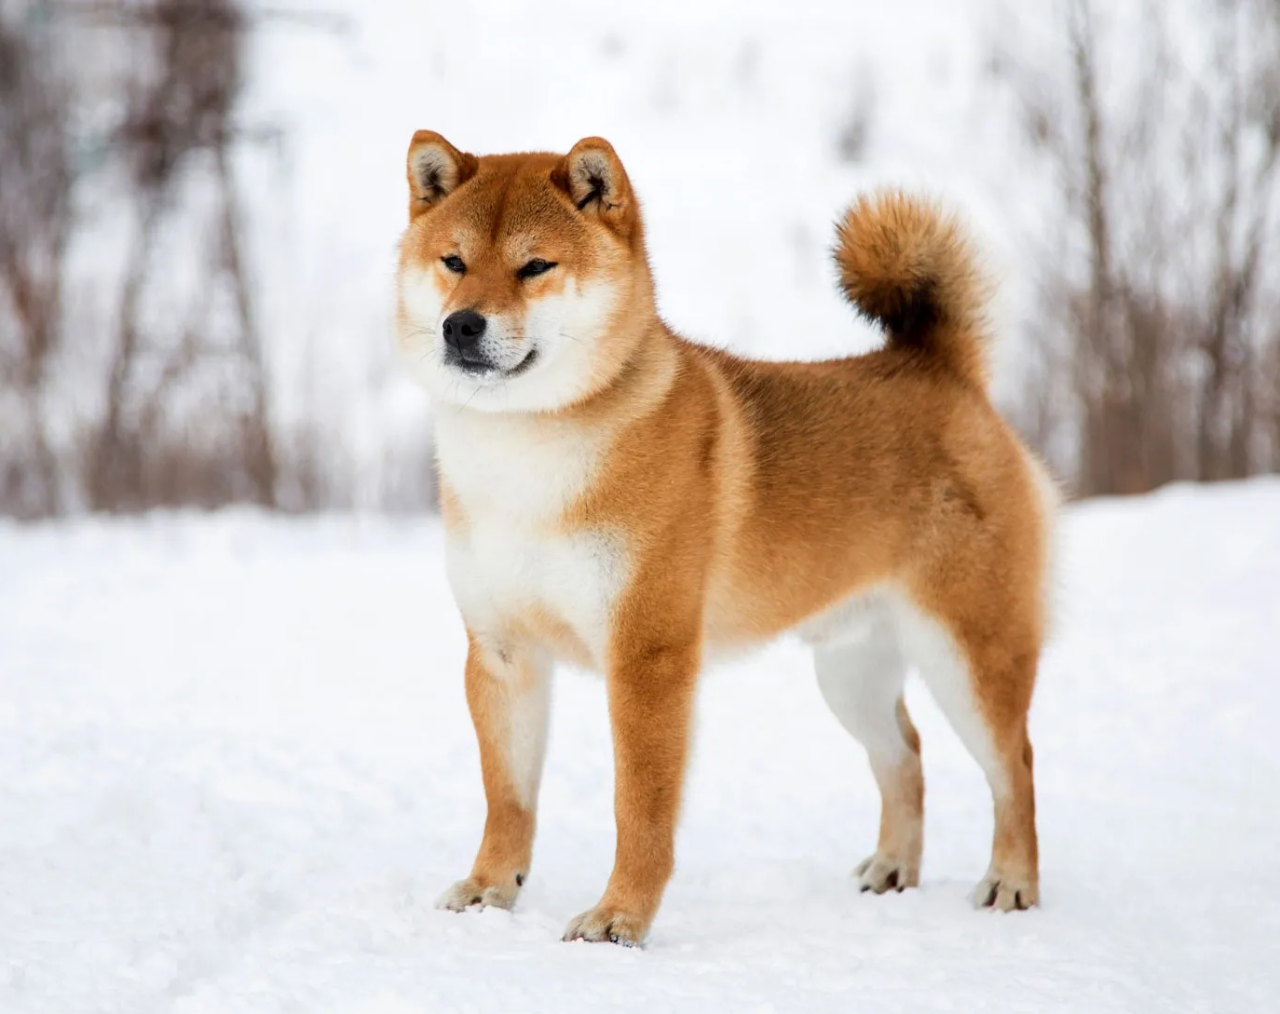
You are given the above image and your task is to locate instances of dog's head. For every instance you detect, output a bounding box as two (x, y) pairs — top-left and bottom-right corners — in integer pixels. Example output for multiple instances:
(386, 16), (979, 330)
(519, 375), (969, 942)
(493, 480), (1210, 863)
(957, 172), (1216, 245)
(396, 132), (651, 413)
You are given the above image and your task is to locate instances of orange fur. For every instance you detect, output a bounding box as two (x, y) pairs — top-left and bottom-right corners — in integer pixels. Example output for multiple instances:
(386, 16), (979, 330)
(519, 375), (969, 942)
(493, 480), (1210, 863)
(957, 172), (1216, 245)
(401, 134), (1054, 945)
(835, 191), (993, 389)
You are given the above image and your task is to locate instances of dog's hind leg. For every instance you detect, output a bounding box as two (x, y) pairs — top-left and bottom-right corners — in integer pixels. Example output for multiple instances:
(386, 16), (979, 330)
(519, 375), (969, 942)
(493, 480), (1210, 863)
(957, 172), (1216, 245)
(814, 614), (924, 893)
(894, 594), (1040, 911)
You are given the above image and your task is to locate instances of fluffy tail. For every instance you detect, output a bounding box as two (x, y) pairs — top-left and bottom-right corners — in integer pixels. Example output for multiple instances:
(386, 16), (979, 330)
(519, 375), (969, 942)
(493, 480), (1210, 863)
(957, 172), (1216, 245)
(834, 191), (992, 389)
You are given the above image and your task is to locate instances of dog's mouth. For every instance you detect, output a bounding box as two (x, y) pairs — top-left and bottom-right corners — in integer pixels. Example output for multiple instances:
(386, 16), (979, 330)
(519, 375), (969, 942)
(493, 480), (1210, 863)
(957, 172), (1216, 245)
(446, 346), (538, 379)
(502, 347), (539, 378)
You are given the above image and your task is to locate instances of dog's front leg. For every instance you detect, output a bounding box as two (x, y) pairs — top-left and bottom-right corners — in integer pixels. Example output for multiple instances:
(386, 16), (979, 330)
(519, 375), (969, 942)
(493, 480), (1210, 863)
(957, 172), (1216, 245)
(563, 637), (699, 946)
(436, 634), (551, 912)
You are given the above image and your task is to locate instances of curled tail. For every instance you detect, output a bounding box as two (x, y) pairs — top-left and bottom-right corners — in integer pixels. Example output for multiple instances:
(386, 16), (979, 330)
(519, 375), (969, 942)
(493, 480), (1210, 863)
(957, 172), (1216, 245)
(834, 191), (992, 389)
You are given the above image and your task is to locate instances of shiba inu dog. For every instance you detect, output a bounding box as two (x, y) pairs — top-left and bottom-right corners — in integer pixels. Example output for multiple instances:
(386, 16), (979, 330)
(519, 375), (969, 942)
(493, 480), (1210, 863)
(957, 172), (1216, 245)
(396, 131), (1054, 946)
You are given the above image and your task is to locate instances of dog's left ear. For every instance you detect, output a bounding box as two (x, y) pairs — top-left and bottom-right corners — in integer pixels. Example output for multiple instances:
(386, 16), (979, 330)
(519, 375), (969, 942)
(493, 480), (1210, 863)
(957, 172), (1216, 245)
(551, 137), (638, 243)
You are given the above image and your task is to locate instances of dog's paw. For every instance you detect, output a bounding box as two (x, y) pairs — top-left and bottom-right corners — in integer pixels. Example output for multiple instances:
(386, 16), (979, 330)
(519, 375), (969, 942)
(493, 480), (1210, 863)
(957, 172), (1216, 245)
(435, 876), (520, 913)
(561, 905), (648, 947)
(854, 852), (919, 894)
(972, 870), (1038, 912)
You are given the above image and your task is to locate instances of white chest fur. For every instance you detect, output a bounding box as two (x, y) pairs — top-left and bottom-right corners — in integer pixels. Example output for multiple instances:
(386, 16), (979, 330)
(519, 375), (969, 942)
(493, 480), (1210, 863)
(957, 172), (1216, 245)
(435, 407), (628, 668)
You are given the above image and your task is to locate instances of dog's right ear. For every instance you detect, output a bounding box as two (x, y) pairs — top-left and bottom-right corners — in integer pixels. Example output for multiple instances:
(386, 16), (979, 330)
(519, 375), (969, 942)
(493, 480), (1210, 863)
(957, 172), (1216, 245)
(406, 130), (477, 222)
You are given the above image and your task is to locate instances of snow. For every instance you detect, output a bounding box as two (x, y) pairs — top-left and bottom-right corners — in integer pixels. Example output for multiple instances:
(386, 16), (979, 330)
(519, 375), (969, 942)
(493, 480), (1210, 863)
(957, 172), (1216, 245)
(3, 480), (1279, 1012)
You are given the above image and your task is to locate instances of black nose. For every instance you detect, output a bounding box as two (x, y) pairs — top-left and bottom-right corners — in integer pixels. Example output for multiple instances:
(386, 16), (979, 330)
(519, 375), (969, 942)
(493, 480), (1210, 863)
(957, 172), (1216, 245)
(442, 309), (487, 354)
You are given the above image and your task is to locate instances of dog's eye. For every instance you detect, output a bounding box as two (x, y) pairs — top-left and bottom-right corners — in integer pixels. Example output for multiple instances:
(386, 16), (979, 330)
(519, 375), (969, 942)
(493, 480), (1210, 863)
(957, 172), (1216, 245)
(517, 258), (556, 280)
(441, 255), (466, 274)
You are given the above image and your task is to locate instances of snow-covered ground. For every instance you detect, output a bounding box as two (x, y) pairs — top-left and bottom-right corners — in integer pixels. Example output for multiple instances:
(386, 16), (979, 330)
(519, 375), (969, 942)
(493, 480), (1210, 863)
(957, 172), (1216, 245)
(3, 481), (1279, 1013)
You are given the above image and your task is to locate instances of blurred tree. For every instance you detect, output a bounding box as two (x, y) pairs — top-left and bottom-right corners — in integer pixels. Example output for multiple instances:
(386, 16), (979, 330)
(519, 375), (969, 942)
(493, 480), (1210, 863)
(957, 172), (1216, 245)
(0, 3), (74, 517)
(0, 0), (348, 517)
(88, 0), (278, 510)
(1000, 0), (1280, 495)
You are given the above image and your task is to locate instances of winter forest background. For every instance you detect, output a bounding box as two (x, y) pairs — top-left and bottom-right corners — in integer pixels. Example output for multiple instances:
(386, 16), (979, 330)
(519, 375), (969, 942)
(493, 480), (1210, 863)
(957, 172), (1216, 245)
(3, 0), (1279, 517)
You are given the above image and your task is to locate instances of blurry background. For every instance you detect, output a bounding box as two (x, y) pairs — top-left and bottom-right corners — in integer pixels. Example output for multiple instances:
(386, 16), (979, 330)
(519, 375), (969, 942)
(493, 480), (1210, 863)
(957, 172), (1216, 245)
(3, 0), (1279, 518)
